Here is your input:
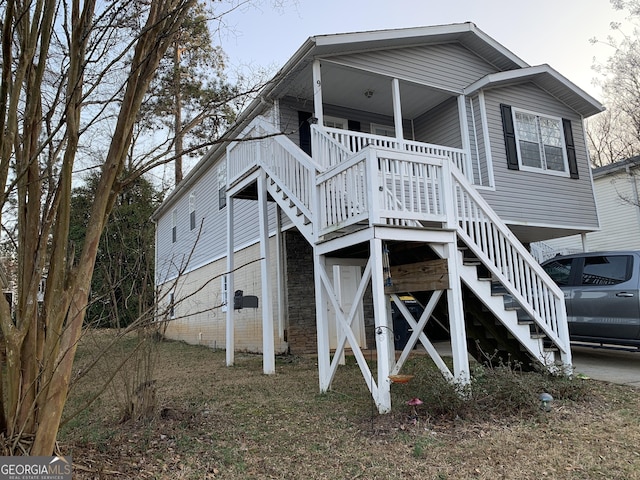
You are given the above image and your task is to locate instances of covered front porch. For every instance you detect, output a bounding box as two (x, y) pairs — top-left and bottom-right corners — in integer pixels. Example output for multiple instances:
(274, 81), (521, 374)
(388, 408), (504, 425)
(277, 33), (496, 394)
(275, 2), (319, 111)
(275, 57), (489, 188)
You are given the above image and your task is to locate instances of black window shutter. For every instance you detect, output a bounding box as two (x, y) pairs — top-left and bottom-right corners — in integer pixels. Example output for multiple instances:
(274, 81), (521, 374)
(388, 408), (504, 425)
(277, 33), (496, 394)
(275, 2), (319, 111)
(348, 120), (361, 132)
(500, 104), (519, 170)
(562, 119), (579, 179)
(298, 111), (312, 156)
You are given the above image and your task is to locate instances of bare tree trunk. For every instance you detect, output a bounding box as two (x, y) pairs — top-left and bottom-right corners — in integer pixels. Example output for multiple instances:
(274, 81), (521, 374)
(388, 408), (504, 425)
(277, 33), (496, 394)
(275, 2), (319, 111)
(1, 0), (197, 456)
(174, 41), (184, 185)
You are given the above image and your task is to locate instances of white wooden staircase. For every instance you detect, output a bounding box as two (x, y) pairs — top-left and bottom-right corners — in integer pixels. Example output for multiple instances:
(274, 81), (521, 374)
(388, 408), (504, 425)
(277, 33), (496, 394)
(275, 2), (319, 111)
(226, 115), (572, 410)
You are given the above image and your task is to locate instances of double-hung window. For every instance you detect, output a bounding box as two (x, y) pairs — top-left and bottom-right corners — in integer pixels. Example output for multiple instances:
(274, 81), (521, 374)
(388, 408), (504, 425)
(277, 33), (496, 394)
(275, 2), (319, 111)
(500, 104), (579, 179)
(171, 209), (178, 243)
(189, 192), (196, 231)
(514, 109), (567, 174)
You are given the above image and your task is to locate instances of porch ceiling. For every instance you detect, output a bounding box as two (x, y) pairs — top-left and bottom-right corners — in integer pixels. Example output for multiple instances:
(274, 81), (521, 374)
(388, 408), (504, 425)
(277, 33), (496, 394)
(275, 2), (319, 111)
(282, 61), (453, 120)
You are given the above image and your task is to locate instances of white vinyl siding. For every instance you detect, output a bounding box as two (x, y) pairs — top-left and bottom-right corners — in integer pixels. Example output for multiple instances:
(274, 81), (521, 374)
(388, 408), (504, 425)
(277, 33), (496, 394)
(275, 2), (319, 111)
(543, 167), (640, 252)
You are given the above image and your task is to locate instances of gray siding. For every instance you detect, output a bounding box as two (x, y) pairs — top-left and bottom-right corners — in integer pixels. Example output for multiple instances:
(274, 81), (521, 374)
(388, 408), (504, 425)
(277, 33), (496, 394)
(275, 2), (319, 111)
(155, 157), (281, 284)
(413, 97), (461, 148)
(329, 43), (498, 91)
(280, 95), (413, 144)
(479, 83), (598, 230)
(279, 97), (309, 147)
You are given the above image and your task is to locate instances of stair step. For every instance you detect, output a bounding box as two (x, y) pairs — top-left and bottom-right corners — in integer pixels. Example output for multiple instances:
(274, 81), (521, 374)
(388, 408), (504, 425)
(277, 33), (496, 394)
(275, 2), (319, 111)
(463, 259), (482, 266)
(530, 333), (546, 340)
(303, 217), (311, 225)
(517, 319), (534, 325)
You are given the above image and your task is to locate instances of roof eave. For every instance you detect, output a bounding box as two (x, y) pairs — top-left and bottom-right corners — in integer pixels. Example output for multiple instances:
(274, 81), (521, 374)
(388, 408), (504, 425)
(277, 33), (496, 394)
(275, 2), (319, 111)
(463, 65), (605, 118)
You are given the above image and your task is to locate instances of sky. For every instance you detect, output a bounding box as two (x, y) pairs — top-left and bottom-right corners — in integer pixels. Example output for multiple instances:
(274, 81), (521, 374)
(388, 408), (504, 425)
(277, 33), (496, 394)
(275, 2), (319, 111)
(216, 0), (633, 100)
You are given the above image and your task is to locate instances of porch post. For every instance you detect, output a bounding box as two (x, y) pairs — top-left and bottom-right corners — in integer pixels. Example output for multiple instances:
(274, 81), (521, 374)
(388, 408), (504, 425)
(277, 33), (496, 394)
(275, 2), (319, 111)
(314, 250), (331, 392)
(275, 205), (285, 340)
(312, 60), (324, 126)
(225, 191), (235, 366)
(258, 171), (276, 374)
(391, 78), (404, 142)
(371, 236), (393, 413)
(458, 95), (473, 180)
(444, 242), (471, 384)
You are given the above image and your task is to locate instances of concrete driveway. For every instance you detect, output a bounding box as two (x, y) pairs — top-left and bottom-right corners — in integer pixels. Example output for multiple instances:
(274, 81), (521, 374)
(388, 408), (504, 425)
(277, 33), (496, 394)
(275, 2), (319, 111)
(431, 342), (640, 387)
(571, 344), (640, 388)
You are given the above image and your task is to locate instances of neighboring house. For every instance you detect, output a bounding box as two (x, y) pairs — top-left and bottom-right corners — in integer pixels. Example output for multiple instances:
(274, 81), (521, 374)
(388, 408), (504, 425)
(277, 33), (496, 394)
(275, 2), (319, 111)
(535, 156), (640, 259)
(152, 23), (603, 412)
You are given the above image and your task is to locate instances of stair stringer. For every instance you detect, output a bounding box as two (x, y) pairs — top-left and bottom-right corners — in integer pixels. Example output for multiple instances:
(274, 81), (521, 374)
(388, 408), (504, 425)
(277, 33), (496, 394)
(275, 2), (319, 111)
(431, 244), (557, 369)
(457, 258), (556, 367)
(265, 175), (315, 244)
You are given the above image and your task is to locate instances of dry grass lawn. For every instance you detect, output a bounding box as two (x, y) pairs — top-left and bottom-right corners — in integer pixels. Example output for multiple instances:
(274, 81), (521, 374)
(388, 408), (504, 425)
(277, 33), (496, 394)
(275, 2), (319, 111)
(59, 330), (640, 479)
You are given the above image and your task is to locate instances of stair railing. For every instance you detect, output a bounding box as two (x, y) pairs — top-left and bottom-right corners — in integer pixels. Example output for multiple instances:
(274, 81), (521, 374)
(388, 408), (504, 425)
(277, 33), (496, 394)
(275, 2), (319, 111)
(311, 125), (352, 169)
(449, 166), (571, 361)
(227, 116), (322, 240)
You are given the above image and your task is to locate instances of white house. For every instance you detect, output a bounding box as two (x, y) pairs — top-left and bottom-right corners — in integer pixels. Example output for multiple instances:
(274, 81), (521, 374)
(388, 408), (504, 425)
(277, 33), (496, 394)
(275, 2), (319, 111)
(152, 23), (604, 412)
(535, 156), (640, 258)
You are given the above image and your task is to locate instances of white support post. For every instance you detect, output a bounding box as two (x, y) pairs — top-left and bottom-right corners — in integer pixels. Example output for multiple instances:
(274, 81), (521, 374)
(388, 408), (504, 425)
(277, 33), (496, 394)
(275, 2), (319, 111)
(312, 60), (324, 126)
(458, 94), (473, 181)
(441, 160), (457, 230)
(366, 149), (382, 226)
(258, 171), (275, 374)
(391, 78), (404, 143)
(332, 265), (347, 366)
(314, 251), (331, 392)
(370, 236), (393, 413)
(444, 242), (471, 384)
(275, 206), (285, 340)
(225, 193), (235, 367)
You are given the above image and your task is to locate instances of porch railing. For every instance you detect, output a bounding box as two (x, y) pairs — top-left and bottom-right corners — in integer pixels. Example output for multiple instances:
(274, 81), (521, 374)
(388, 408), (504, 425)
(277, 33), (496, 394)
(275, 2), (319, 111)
(315, 125), (472, 182)
(316, 146), (449, 235)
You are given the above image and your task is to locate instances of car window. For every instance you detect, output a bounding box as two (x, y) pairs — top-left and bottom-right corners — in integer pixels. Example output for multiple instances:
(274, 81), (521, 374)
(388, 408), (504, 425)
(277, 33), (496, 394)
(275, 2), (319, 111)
(542, 258), (573, 286)
(580, 255), (631, 286)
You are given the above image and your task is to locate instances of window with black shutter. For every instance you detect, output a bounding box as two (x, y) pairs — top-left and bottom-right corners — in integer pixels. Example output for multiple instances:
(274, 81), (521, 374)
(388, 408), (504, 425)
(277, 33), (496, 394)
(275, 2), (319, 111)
(500, 104), (579, 178)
